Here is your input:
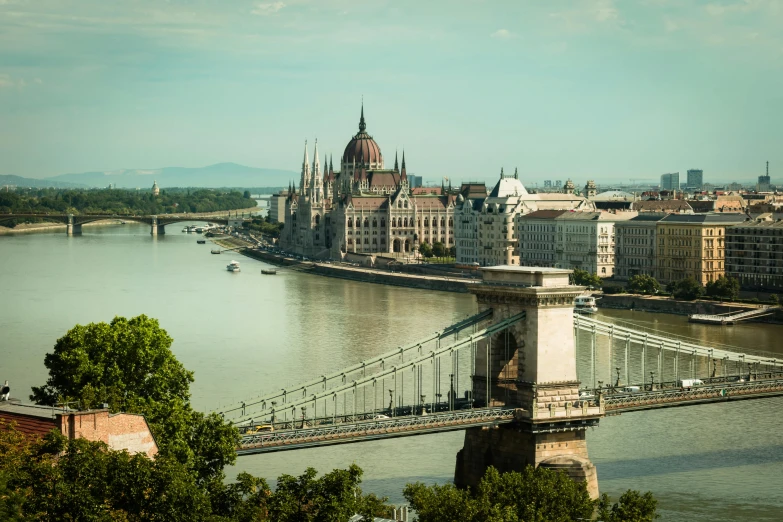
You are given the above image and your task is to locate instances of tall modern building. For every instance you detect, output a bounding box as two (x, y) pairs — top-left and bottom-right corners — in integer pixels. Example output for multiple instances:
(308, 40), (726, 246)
(660, 172), (680, 191)
(407, 175), (423, 188)
(686, 169), (703, 190)
(757, 161), (771, 192)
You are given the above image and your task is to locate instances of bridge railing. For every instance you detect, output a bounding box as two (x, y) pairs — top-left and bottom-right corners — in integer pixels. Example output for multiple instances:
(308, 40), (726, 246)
(228, 311), (526, 426)
(221, 309), (494, 420)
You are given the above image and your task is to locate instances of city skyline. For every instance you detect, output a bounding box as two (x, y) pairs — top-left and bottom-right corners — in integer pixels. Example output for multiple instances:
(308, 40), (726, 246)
(1, 1), (781, 184)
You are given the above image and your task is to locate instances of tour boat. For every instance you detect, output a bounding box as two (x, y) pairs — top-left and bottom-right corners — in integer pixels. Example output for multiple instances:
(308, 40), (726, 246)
(574, 296), (598, 314)
(261, 269), (277, 275)
(211, 249), (221, 254)
(227, 260), (241, 272)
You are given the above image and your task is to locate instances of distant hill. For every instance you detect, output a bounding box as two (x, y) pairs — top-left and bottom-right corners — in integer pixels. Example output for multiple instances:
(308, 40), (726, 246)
(0, 174), (88, 189)
(45, 162), (298, 189)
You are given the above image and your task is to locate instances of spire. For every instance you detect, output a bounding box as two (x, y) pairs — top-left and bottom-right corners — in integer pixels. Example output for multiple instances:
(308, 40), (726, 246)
(394, 150), (399, 171)
(514, 167), (518, 180)
(359, 101), (366, 132)
(302, 140), (309, 168)
(313, 139), (320, 174)
(401, 150), (406, 170)
(330, 154), (333, 173)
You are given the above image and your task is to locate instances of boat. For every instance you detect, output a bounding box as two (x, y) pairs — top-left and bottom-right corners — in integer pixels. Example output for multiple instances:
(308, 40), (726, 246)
(196, 239), (206, 244)
(574, 296), (598, 314)
(227, 260), (241, 272)
(211, 249), (221, 254)
(261, 269), (277, 275)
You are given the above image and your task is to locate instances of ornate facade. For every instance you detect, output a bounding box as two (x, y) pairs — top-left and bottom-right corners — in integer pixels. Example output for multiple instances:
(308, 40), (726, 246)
(280, 106), (456, 258)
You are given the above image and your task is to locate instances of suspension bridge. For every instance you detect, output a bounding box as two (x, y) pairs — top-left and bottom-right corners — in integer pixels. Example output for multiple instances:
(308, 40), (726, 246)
(220, 266), (783, 498)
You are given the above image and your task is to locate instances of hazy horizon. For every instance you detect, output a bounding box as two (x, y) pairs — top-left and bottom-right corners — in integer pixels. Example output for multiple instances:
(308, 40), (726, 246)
(1, 1), (780, 185)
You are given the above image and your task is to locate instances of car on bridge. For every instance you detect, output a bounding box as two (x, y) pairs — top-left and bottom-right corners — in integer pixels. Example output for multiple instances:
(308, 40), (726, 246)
(244, 424), (274, 435)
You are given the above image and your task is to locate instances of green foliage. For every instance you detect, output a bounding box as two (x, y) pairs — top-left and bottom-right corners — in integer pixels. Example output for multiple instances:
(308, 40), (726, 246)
(419, 242), (434, 258)
(448, 245), (456, 257)
(666, 277), (705, 301)
(602, 282), (625, 294)
(627, 274), (661, 295)
(770, 294), (779, 304)
(405, 466), (595, 522)
(244, 216), (284, 238)
(572, 268), (602, 288)
(0, 187), (256, 220)
(432, 241), (447, 258)
(29, 315), (239, 486)
(597, 490), (660, 522)
(705, 275), (740, 300)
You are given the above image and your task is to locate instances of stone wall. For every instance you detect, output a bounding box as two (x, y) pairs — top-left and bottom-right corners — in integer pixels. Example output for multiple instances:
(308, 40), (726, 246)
(598, 294), (783, 323)
(58, 411), (158, 459)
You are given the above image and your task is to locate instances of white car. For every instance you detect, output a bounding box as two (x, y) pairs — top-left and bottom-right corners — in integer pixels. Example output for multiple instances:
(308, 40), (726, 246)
(373, 414), (390, 420)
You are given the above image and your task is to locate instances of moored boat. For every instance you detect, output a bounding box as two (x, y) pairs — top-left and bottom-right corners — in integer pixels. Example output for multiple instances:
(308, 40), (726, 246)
(211, 249), (221, 254)
(196, 239), (206, 244)
(574, 296), (598, 314)
(261, 269), (277, 275)
(227, 260), (241, 272)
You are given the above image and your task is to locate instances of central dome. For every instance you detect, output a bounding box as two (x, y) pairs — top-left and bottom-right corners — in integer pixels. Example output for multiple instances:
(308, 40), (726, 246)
(342, 105), (383, 167)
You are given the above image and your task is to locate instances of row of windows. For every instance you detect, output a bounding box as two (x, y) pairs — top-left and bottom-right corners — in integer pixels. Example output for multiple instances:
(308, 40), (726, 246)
(346, 217), (454, 228)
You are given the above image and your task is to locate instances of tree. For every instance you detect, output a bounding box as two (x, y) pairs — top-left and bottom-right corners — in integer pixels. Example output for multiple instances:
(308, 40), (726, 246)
(666, 277), (704, 301)
(705, 275), (740, 300)
(597, 490), (660, 522)
(627, 274), (661, 295)
(432, 241), (447, 258)
(770, 294), (779, 305)
(243, 190), (252, 199)
(448, 245), (456, 257)
(30, 315), (239, 485)
(572, 268), (602, 288)
(405, 466), (595, 522)
(419, 242), (434, 258)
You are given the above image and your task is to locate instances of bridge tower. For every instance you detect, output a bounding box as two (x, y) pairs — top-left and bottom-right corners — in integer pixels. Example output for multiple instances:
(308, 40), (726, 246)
(454, 266), (603, 498)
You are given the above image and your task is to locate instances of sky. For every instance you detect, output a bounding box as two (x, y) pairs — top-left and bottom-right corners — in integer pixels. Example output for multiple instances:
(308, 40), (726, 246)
(0, 0), (781, 186)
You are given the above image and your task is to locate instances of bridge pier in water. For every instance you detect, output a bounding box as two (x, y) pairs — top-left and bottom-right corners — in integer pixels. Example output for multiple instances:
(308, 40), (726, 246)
(66, 214), (82, 235)
(150, 216), (165, 235)
(454, 266), (603, 498)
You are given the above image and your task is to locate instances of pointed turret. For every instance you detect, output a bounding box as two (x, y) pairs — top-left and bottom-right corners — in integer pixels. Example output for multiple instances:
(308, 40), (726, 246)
(300, 140), (311, 195)
(329, 155), (334, 174)
(359, 101), (366, 132)
(401, 150), (407, 179)
(394, 150), (399, 172)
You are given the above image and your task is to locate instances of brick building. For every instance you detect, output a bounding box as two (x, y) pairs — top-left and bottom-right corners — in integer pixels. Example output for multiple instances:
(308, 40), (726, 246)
(0, 401), (158, 459)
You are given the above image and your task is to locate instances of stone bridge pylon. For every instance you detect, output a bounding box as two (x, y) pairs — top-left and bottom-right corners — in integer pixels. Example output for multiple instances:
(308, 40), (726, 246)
(454, 266), (603, 498)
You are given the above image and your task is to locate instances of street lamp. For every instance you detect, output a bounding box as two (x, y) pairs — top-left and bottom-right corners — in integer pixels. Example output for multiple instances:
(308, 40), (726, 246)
(649, 371), (655, 391)
(449, 373), (455, 411)
(615, 367), (621, 388)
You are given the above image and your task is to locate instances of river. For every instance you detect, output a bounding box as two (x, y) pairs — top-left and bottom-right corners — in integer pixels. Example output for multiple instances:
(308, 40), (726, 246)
(1, 223), (781, 521)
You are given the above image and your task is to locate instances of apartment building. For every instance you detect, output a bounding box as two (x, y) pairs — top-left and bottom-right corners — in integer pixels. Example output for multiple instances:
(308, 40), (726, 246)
(725, 220), (783, 291)
(656, 214), (746, 285)
(614, 214), (666, 280)
(268, 190), (288, 223)
(517, 211), (634, 276)
(455, 173), (591, 266)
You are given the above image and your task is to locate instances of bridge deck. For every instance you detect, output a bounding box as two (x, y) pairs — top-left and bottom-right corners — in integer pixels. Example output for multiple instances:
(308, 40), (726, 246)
(235, 377), (783, 455)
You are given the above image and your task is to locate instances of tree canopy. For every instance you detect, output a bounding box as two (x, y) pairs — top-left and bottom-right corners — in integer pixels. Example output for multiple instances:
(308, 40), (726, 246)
(705, 275), (740, 300)
(29, 315), (238, 485)
(572, 268), (602, 288)
(0, 187), (256, 219)
(627, 275), (661, 295)
(405, 466), (658, 522)
(666, 277), (705, 301)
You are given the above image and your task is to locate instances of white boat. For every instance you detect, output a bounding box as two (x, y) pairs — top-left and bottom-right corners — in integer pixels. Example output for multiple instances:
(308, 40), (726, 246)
(226, 260), (241, 272)
(574, 296), (598, 314)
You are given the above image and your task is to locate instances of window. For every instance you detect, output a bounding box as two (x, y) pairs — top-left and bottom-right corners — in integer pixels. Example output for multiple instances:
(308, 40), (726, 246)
(348, 218), (353, 227)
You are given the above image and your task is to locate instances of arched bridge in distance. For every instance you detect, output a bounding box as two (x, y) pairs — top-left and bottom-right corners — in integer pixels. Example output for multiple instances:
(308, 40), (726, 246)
(221, 266), (783, 498)
(0, 212), (252, 235)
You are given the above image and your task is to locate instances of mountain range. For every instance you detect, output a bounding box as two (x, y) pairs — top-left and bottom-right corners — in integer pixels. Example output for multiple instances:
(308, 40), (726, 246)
(3, 163), (299, 189)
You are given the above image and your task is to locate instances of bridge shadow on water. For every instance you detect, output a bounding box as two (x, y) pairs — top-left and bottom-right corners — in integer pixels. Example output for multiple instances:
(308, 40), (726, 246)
(595, 444), (783, 480)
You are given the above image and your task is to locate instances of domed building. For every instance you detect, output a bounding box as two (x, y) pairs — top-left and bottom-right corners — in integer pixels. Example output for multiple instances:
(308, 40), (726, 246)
(280, 105), (457, 260)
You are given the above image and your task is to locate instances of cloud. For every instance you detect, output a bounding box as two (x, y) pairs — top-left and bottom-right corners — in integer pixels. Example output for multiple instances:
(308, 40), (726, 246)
(252, 2), (285, 16)
(0, 73), (26, 90)
(490, 29), (513, 39)
(549, 0), (625, 32)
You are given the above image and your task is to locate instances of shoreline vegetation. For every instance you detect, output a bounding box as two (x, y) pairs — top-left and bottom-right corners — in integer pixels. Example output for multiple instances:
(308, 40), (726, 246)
(0, 187), (257, 227)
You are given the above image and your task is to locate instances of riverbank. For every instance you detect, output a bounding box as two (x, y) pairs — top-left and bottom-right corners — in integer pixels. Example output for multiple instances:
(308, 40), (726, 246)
(239, 248), (476, 293)
(597, 294), (783, 324)
(0, 219), (123, 235)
